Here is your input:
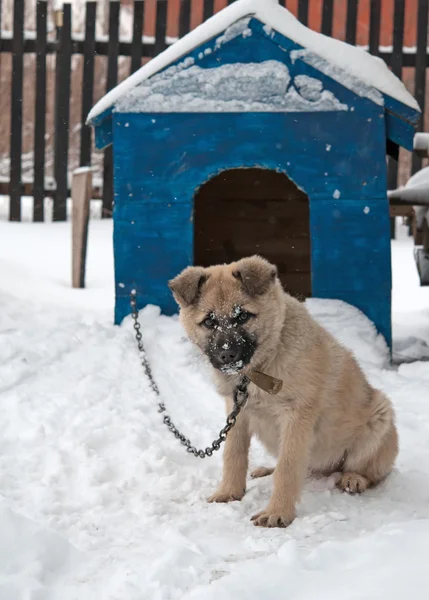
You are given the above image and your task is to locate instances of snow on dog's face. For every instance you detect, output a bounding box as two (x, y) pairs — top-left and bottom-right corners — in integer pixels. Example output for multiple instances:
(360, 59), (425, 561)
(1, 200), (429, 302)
(169, 256), (285, 374)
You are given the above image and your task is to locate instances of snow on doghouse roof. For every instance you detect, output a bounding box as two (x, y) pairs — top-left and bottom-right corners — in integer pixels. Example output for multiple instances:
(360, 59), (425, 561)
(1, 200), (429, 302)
(87, 0), (419, 123)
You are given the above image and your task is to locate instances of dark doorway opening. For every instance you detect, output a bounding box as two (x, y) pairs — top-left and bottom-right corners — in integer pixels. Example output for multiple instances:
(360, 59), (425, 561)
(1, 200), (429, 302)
(194, 168), (311, 299)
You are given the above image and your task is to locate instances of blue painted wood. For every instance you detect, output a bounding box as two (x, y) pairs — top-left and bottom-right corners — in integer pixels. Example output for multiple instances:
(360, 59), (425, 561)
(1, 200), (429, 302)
(113, 110), (385, 206)
(91, 12), (421, 347)
(112, 109), (392, 344)
(315, 289), (392, 348)
(383, 94), (420, 127)
(91, 13), (419, 153)
(113, 200), (193, 322)
(94, 114), (113, 150)
(310, 198), (392, 344)
(310, 198), (391, 291)
(385, 111), (416, 151)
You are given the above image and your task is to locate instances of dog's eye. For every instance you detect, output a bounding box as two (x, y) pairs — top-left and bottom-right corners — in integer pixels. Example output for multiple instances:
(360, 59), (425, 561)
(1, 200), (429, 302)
(237, 311), (250, 324)
(203, 316), (216, 329)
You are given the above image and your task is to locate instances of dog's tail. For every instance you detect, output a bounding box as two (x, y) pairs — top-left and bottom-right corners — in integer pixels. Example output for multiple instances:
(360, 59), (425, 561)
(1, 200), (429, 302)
(367, 389), (395, 440)
(345, 389), (398, 482)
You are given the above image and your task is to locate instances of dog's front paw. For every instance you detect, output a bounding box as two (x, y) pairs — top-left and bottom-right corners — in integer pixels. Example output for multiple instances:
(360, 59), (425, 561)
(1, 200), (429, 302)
(251, 506), (295, 528)
(336, 472), (370, 494)
(208, 487), (245, 503)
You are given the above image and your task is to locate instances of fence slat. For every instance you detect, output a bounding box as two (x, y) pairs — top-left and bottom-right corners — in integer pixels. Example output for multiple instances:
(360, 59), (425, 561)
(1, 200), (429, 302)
(390, 0), (405, 78)
(9, 0), (24, 221)
(368, 0), (381, 56)
(1, 0), (428, 222)
(179, 0), (191, 37)
(72, 168), (92, 288)
(80, 2), (96, 167)
(298, 0), (308, 25)
(102, 1), (120, 218)
(0, 36), (427, 68)
(387, 0), (406, 198)
(33, 0), (48, 222)
(130, 0), (145, 74)
(154, 0), (168, 56)
(298, 0), (309, 25)
(53, 3), (72, 221)
(203, 0), (214, 21)
(412, 0), (429, 175)
(346, 0), (358, 45)
(321, 0), (334, 36)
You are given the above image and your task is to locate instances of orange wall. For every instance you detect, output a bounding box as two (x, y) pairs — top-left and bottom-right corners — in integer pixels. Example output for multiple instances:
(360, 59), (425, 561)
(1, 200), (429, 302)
(124, 0), (420, 47)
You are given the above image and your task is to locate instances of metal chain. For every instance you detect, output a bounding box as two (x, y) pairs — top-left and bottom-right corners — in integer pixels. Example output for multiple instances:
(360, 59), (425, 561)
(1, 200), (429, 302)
(130, 291), (249, 458)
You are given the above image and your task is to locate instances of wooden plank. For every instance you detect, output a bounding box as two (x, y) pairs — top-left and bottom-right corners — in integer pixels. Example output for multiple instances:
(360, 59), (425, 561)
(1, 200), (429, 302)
(72, 168), (92, 288)
(196, 238), (311, 257)
(321, 0), (334, 37)
(345, 0), (358, 46)
(154, 0), (168, 56)
(199, 183), (309, 201)
(130, 0), (145, 74)
(368, 0), (381, 56)
(0, 180), (103, 200)
(389, 204), (414, 218)
(194, 169), (311, 295)
(387, 0), (405, 197)
(201, 205), (311, 224)
(111, 101), (387, 323)
(102, 1), (120, 218)
(203, 0), (214, 21)
(9, 0), (24, 221)
(390, 0), (405, 77)
(423, 221), (429, 253)
(80, 1), (96, 167)
(298, 0), (309, 25)
(0, 33), (427, 69)
(179, 0), (191, 37)
(199, 198), (310, 220)
(277, 273), (311, 298)
(413, 215), (423, 246)
(33, 0), (47, 222)
(412, 0), (429, 175)
(53, 3), (72, 221)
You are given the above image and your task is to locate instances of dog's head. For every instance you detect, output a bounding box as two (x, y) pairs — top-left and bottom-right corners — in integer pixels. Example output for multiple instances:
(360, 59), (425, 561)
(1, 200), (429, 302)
(169, 256), (285, 374)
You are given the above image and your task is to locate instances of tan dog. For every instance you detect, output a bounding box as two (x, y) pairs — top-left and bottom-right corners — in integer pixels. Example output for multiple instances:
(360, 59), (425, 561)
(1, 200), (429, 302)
(169, 256), (398, 528)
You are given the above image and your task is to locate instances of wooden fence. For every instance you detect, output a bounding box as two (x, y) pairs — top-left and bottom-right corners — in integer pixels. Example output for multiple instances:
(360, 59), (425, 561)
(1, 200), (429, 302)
(0, 0), (428, 221)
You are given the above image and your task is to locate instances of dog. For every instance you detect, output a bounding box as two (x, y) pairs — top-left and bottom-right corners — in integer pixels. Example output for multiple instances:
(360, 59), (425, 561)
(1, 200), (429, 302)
(169, 256), (398, 528)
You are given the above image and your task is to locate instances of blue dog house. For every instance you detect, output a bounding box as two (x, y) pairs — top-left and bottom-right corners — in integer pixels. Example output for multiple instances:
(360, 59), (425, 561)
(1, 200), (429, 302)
(88, 0), (420, 347)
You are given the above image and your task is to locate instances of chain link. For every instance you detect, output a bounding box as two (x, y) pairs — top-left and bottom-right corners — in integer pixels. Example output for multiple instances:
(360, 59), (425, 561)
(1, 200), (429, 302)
(130, 291), (249, 458)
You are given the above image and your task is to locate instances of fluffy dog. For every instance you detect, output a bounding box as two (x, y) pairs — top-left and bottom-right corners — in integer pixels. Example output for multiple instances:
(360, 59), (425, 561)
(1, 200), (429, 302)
(169, 256), (398, 528)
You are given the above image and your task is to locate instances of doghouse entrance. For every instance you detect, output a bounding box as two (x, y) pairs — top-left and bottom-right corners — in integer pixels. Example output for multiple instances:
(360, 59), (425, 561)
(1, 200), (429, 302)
(194, 169), (311, 298)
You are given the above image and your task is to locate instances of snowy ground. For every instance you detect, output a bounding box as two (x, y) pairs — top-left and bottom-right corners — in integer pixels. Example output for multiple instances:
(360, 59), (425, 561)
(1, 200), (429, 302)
(1, 215), (429, 599)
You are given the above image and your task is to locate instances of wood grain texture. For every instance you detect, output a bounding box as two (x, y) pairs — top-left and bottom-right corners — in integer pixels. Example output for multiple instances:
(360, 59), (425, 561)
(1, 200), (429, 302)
(72, 169), (92, 288)
(194, 169), (311, 297)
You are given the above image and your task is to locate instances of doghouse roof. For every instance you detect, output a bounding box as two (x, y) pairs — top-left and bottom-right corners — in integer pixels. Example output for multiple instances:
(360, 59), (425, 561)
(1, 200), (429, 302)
(88, 0), (420, 149)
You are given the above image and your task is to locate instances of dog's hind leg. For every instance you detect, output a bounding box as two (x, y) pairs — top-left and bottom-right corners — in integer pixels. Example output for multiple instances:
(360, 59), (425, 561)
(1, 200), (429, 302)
(337, 391), (398, 495)
(251, 466), (275, 479)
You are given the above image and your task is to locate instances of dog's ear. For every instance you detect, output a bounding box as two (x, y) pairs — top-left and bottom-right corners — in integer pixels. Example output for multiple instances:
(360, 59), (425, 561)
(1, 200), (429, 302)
(168, 266), (209, 307)
(232, 256), (277, 296)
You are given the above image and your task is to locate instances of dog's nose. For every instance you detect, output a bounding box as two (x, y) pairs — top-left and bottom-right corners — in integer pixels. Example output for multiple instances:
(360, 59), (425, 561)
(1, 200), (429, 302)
(219, 348), (239, 364)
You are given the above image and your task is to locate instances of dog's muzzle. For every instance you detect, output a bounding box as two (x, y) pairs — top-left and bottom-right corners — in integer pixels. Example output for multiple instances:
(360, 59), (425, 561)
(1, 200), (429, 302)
(207, 332), (257, 374)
